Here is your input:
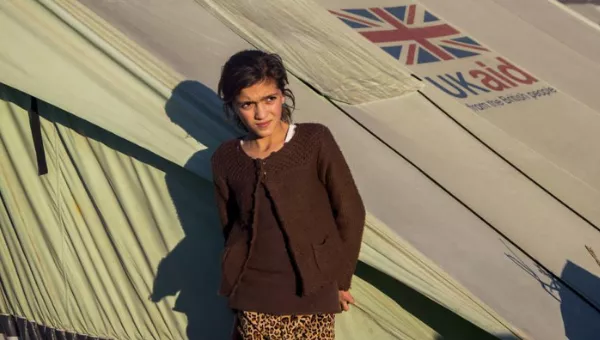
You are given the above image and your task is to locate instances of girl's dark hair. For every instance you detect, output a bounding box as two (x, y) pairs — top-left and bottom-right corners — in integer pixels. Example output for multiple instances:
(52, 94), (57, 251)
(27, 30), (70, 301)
(217, 50), (295, 130)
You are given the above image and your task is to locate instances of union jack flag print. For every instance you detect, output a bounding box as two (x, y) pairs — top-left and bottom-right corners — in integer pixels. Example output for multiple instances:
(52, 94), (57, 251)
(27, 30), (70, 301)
(330, 5), (489, 65)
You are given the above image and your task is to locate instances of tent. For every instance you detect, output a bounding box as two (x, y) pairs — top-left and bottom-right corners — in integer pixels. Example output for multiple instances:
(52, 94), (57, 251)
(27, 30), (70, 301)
(557, 0), (600, 27)
(1, 0), (599, 339)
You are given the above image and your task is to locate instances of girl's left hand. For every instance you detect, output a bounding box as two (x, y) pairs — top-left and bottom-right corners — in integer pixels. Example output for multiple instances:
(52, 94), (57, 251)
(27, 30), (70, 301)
(339, 290), (355, 312)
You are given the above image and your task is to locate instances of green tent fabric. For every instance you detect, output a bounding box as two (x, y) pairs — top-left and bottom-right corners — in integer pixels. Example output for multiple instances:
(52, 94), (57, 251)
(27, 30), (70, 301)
(3, 0), (600, 339)
(0, 83), (519, 339)
(0, 0), (525, 337)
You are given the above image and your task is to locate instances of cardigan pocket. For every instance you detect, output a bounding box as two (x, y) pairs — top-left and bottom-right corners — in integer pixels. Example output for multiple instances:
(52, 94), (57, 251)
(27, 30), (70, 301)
(311, 235), (339, 276)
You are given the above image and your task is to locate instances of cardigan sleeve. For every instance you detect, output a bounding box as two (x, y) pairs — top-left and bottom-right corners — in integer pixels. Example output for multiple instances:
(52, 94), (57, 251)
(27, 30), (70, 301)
(211, 156), (233, 240)
(317, 125), (366, 291)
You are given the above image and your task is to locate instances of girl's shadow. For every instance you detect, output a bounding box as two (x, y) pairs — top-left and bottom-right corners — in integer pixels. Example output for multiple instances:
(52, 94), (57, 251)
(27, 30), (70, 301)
(151, 80), (241, 339)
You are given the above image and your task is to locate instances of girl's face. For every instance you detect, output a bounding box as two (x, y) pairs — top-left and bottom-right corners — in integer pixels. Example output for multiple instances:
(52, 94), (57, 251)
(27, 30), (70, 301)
(235, 79), (285, 138)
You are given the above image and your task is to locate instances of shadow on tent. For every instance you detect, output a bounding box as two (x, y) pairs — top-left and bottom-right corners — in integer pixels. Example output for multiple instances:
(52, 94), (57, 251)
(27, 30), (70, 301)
(356, 263), (518, 340)
(558, 0), (600, 5)
(560, 260), (600, 340)
(505, 246), (600, 340)
(163, 80), (517, 340)
(0, 81), (522, 340)
(153, 80), (235, 340)
(0, 82), (233, 339)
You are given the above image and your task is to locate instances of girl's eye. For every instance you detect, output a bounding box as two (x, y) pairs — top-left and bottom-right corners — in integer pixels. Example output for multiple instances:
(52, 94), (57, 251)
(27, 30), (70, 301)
(240, 102), (251, 109)
(266, 96), (276, 103)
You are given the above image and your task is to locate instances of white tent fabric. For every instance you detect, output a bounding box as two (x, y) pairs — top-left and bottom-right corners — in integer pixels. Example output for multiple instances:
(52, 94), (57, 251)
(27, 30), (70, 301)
(325, 0), (600, 228)
(556, 0), (600, 30)
(195, 0), (423, 104)
(197, 0), (600, 226)
(2, 0), (600, 339)
(177, 0), (600, 338)
(320, 0), (600, 299)
(418, 0), (600, 120)
(0, 0), (529, 339)
(0, 85), (449, 340)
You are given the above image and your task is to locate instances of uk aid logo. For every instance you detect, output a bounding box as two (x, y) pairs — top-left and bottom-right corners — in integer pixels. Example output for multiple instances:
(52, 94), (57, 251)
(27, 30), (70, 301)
(330, 5), (550, 105)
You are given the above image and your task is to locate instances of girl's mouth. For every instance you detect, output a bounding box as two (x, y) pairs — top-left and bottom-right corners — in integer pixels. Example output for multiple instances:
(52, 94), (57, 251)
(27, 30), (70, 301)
(256, 121), (271, 129)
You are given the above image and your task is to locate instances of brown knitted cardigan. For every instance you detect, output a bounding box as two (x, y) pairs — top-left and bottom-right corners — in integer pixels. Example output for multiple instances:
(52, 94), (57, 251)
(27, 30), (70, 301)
(211, 123), (366, 298)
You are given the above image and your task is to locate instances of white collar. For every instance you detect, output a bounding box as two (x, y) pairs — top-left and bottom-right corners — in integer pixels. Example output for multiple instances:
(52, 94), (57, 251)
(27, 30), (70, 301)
(240, 123), (296, 145)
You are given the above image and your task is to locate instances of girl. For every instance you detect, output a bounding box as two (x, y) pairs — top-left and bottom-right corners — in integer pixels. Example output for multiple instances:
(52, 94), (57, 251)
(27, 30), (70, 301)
(211, 50), (366, 340)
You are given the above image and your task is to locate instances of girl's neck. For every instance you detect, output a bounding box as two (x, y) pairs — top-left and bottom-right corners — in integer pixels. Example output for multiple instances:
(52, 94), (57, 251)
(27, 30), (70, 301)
(246, 121), (289, 152)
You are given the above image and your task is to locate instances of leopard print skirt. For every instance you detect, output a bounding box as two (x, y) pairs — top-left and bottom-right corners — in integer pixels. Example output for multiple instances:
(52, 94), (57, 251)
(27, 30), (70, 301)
(233, 311), (335, 340)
